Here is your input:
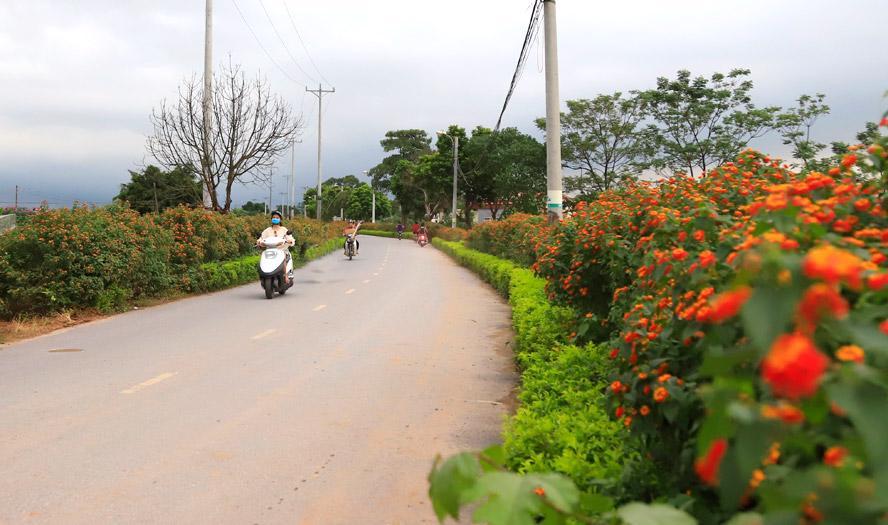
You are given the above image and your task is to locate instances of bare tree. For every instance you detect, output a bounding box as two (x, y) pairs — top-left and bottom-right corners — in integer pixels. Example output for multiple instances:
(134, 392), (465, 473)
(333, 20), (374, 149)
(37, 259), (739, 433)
(147, 63), (301, 212)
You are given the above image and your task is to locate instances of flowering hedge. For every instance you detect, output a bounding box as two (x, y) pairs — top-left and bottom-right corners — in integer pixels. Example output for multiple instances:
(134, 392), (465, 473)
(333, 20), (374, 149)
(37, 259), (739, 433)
(531, 126), (888, 519)
(466, 213), (552, 267)
(0, 206), (340, 317)
(431, 116), (888, 523)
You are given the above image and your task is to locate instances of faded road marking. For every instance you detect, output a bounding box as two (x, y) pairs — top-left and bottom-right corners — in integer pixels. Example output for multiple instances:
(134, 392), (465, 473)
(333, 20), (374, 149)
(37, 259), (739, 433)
(345, 288), (356, 295)
(251, 329), (277, 340)
(373, 273), (379, 276)
(362, 279), (371, 284)
(313, 304), (327, 312)
(121, 372), (177, 394)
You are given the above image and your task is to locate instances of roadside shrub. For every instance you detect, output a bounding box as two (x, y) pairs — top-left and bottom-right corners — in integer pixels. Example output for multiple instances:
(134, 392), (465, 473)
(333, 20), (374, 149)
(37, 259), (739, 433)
(428, 223), (469, 242)
(0, 205), (173, 316)
(466, 213), (551, 266)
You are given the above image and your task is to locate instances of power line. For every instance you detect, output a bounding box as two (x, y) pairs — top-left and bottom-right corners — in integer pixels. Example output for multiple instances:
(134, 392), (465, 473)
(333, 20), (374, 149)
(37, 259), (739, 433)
(494, 0), (543, 131)
(281, 0), (332, 87)
(256, 0), (318, 84)
(230, 0), (306, 87)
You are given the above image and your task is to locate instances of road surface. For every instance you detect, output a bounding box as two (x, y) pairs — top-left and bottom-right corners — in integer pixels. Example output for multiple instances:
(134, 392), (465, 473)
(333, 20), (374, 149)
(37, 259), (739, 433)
(0, 235), (517, 524)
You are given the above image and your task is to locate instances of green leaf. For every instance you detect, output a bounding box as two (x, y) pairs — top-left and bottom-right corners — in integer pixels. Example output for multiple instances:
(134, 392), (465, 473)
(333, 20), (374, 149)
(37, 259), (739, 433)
(616, 503), (698, 525)
(827, 376), (888, 505)
(580, 492), (615, 514)
(428, 453), (483, 521)
(723, 513), (763, 525)
(741, 286), (798, 354)
(470, 472), (579, 525)
(480, 444), (507, 471)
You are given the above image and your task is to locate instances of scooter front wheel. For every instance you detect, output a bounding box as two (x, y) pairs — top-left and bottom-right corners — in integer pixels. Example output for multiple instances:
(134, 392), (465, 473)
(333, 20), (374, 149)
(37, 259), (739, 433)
(263, 278), (274, 299)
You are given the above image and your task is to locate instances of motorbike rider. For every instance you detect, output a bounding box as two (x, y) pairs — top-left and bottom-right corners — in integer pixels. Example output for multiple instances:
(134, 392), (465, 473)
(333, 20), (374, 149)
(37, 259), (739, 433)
(396, 222), (405, 238)
(411, 222), (420, 242)
(257, 210), (295, 284)
(343, 220), (361, 255)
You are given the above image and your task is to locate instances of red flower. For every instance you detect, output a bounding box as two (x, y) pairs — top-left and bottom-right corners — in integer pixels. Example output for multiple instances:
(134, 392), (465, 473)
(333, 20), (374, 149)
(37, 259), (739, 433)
(797, 283), (849, 333)
(701, 286), (752, 324)
(672, 248), (689, 261)
(881, 319), (888, 336)
(695, 439), (728, 486)
(761, 403), (805, 424)
(823, 446), (848, 467)
(761, 333), (829, 399)
(841, 154), (858, 168)
(867, 273), (888, 291)
(699, 250), (717, 268)
(653, 387), (669, 403)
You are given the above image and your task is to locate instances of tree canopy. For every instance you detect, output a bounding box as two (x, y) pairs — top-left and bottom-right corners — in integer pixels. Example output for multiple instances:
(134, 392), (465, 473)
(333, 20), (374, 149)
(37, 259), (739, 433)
(115, 165), (202, 213)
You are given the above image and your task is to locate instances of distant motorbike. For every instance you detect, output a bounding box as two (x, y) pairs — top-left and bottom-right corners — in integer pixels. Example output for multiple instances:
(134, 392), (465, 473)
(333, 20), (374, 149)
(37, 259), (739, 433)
(397, 230), (403, 240)
(257, 234), (294, 299)
(417, 232), (428, 247)
(345, 233), (357, 260)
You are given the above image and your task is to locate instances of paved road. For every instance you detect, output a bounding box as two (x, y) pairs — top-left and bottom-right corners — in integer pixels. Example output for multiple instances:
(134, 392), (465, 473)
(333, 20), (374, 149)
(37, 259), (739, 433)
(0, 236), (517, 524)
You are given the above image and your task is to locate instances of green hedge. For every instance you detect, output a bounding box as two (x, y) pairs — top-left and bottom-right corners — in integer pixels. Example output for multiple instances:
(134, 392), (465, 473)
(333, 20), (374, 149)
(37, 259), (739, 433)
(359, 229), (414, 239)
(431, 238), (630, 496)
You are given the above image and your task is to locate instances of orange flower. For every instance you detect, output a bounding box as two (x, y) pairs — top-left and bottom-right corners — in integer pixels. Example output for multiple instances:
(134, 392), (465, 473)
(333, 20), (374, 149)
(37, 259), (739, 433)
(640, 405), (651, 416)
(841, 154), (858, 168)
(835, 344), (864, 363)
(695, 438), (728, 486)
(823, 446), (848, 467)
(796, 283), (849, 333)
(764, 192), (788, 211)
(701, 286), (752, 324)
(692, 229), (706, 242)
(533, 486), (546, 496)
(653, 387), (669, 403)
(699, 250), (717, 268)
(761, 403), (805, 424)
(672, 248), (688, 261)
(610, 380), (623, 393)
(867, 273), (888, 291)
(761, 333), (829, 399)
(802, 245), (864, 288)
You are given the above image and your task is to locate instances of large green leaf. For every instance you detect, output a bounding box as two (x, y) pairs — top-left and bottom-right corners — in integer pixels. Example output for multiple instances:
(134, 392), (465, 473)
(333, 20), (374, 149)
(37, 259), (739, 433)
(428, 453), (483, 521)
(616, 503), (698, 525)
(741, 286), (798, 354)
(470, 472), (579, 525)
(723, 513), (763, 525)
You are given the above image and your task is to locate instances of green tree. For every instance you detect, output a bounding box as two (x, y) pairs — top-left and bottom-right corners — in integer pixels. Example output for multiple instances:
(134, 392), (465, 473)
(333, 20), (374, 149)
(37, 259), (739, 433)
(345, 183), (392, 220)
(637, 69), (780, 176)
(776, 93), (830, 170)
(369, 129), (434, 220)
(237, 200), (266, 215)
(115, 165), (202, 213)
(536, 93), (652, 196)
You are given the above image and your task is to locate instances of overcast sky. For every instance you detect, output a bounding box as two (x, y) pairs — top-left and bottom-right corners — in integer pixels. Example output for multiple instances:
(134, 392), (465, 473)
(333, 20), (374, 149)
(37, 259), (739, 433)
(1, 0), (886, 208)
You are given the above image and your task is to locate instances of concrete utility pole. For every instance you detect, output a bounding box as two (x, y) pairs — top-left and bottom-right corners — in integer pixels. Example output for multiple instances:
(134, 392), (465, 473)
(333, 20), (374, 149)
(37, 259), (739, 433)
(543, 0), (563, 222)
(202, 0), (214, 209)
(436, 131), (459, 228)
(305, 84), (335, 220)
(289, 141), (296, 219)
(14, 185), (19, 211)
(268, 169), (274, 213)
(363, 170), (375, 223)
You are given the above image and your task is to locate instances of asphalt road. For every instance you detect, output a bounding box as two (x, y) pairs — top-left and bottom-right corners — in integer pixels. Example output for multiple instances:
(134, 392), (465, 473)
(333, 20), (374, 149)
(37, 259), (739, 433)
(0, 235), (517, 524)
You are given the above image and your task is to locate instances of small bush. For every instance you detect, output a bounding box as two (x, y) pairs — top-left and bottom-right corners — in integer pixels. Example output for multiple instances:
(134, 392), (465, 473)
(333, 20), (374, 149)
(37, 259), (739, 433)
(466, 213), (551, 266)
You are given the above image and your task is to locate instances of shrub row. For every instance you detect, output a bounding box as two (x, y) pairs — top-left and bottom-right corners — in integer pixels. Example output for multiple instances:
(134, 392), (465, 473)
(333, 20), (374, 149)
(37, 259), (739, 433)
(465, 213), (551, 266)
(0, 205), (342, 317)
(432, 238), (629, 499)
(359, 229), (414, 240)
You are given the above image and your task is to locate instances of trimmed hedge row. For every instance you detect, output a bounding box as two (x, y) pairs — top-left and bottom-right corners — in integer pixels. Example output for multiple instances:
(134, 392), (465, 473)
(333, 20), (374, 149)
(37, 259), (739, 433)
(432, 238), (630, 496)
(359, 229), (414, 239)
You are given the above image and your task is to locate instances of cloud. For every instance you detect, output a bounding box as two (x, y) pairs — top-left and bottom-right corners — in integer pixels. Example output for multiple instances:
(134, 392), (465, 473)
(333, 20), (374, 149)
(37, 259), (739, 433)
(0, 0), (886, 206)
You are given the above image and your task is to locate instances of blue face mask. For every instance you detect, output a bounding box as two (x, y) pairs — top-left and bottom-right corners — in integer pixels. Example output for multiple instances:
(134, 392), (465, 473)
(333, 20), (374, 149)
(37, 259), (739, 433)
(271, 218), (281, 225)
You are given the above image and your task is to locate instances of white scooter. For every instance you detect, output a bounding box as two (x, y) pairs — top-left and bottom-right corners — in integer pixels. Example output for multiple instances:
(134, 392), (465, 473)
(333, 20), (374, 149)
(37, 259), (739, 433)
(257, 234), (294, 299)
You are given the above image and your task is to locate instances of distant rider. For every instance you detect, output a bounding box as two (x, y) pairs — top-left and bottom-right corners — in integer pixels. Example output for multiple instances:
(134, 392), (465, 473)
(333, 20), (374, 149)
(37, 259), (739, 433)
(343, 220), (361, 255)
(256, 210), (295, 284)
(411, 222), (420, 242)
(396, 222), (405, 238)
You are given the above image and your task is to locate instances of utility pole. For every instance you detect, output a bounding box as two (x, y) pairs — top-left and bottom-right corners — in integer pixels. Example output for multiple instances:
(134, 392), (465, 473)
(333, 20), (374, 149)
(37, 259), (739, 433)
(202, 0), (214, 209)
(153, 182), (159, 214)
(305, 84), (335, 220)
(451, 136), (458, 228)
(289, 141), (296, 219)
(14, 185), (19, 211)
(268, 169), (274, 214)
(543, 0), (562, 222)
